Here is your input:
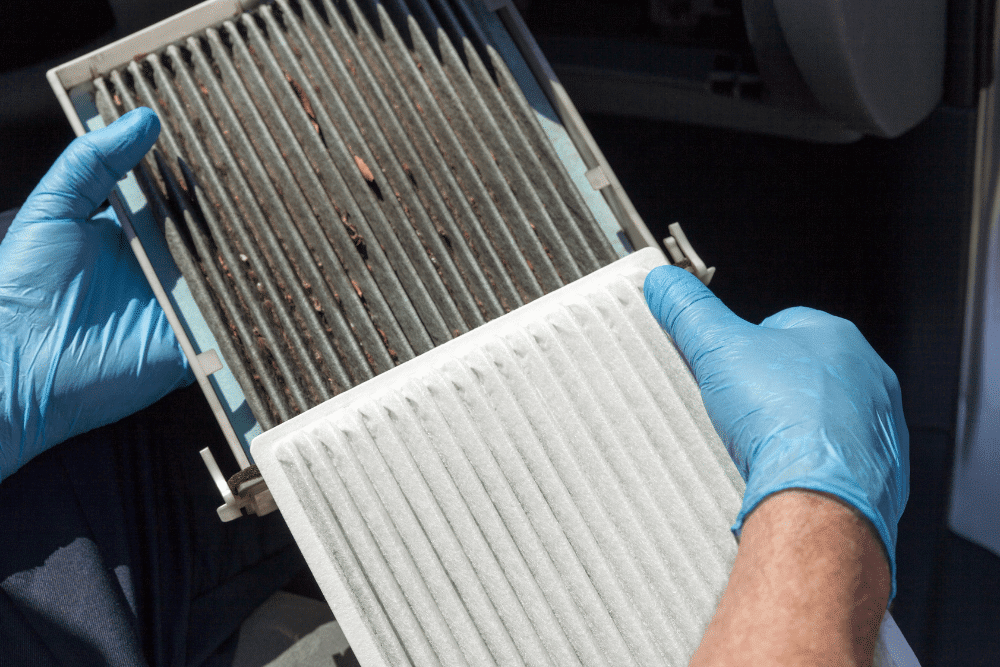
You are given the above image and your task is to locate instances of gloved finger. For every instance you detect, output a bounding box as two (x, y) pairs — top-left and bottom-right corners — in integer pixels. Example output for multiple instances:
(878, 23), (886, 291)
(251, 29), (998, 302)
(16, 108), (160, 224)
(644, 264), (747, 376)
(759, 306), (825, 330)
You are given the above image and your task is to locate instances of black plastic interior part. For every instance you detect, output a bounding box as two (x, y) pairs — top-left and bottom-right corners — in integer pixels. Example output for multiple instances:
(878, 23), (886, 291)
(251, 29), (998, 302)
(527, 0), (748, 49)
(0, 0), (116, 73)
(944, 0), (998, 107)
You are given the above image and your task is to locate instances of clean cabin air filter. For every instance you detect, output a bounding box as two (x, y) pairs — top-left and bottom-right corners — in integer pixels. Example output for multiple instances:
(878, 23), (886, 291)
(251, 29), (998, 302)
(251, 249), (916, 667)
(252, 248), (745, 667)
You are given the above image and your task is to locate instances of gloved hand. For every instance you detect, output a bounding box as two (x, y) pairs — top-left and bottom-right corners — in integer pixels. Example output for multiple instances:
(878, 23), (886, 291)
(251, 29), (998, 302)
(645, 265), (908, 601)
(0, 108), (193, 482)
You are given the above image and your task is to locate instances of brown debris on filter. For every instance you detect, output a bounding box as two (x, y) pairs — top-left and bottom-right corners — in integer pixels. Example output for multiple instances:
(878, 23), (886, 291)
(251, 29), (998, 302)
(341, 215), (368, 260)
(285, 71), (320, 135)
(354, 155), (374, 182)
(437, 226), (452, 249)
(217, 254), (234, 283)
(401, 162), (417, 188)
(114, 0), (621, 431)
(374, 325), (398, 362)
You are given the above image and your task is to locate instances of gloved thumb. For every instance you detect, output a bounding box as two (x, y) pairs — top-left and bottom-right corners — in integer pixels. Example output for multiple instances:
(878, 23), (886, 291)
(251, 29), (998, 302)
(644, 265), (748, 377)
(17, 108), (160, 223)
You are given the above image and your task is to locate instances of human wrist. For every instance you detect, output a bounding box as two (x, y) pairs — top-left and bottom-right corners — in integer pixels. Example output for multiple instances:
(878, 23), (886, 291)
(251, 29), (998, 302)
(692, 489), (891, 667)
(733, 449), (901, 603)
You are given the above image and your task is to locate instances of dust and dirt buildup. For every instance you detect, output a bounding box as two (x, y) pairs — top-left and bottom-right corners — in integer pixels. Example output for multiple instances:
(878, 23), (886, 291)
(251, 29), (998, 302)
(285, 71), (321, 136)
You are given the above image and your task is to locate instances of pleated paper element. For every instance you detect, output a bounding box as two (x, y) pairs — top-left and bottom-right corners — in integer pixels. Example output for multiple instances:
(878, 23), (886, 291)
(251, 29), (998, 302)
(252, 248), (745, 666)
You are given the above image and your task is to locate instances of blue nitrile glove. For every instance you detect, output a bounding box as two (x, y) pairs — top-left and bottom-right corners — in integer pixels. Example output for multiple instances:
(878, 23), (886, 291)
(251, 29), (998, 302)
(0, 108), (193, 482)
(645, 265), (908, 601)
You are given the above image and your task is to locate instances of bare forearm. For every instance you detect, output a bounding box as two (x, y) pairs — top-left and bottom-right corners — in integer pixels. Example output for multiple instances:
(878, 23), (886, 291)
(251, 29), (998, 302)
(690, 490), (891, 667)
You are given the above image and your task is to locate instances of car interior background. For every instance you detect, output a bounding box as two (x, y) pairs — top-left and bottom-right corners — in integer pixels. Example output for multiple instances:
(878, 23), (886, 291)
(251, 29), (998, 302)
(1, 1), (997, 665)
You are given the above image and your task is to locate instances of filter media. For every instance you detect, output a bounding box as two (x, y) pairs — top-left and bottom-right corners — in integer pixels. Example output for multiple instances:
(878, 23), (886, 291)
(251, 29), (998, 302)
(86, 0), (620, 433)
(252, 248), (746, 666)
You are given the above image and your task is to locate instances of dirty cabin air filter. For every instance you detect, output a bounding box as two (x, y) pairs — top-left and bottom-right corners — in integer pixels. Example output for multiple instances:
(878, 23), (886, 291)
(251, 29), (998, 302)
(48, 0), (667, 518)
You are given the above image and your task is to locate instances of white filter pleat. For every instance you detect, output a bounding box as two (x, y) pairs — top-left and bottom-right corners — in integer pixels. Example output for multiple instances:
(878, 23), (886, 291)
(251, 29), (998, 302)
(273, 444), (413, 666)
(456, 344), (653, 665)
(418, 365), (610, 667)
(352, 399), (526, 667)
(480, 330), (680, 663)
(254, 248), (745, 667)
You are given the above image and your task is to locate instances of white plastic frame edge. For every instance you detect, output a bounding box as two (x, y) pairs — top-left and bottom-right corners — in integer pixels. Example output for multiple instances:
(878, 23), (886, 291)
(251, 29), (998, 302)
(109, 192), (255, 521)
(46, 0), (268, 135)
